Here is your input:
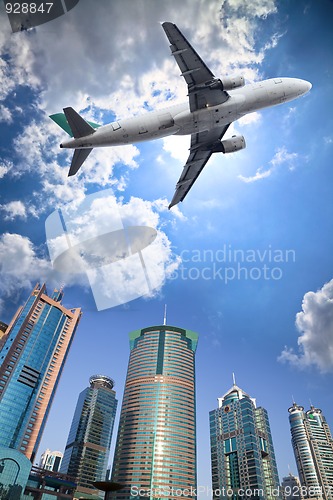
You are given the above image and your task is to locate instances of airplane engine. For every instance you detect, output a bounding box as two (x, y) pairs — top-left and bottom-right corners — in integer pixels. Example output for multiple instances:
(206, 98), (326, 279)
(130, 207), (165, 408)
(220, 135), (246, 153)
(220, 75), (245, 90)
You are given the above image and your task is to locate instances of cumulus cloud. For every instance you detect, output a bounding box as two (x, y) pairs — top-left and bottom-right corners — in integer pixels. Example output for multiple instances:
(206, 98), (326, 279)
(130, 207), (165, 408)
(278, 279), (333, 373)
(0, 233), (53, 302)
(1, 0), (282, 215)
(0, 0), (283, 307)
(0, 20), (41, 101)
(44, 192), (181, 310)
(238, 111), (262, 126)
(9, 114), (140, 212)
(238, 146), (299, 183)
(0, 160), (12, 179)
(0, 200), (27, 220)
(0, 104), (12, 123)
(1, 0), (280, 115)
(0, 193), (181, 311)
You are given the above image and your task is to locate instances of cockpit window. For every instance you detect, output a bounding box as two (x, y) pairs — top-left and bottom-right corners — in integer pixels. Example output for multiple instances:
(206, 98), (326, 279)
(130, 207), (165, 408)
(274, 79), (283, 84)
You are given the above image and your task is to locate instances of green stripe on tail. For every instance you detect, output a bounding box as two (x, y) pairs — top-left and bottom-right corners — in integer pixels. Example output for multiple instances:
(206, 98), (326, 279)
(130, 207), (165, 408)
(50, 113), (101, 137)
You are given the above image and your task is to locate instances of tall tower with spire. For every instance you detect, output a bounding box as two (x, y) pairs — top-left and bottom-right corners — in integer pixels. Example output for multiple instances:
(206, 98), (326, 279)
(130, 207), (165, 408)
(288, 403), (333, 499)
(210, 380), (280, 499)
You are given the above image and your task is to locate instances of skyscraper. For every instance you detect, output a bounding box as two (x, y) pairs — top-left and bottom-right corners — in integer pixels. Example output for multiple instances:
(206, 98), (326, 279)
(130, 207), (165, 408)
(288, 403), (333, 500)
(0, 283), (81, 463)
(39, 449), (63, 472)
(60, 375), (118, 496)
(0, 321), (8, 350)
(210, 381), (280, 500)
(281, 473), (302, 499)
(111, 324), (198, 500)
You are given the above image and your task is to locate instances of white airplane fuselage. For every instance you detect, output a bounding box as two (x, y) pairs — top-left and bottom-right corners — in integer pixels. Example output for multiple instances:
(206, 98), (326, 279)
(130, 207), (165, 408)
(60, 77), (311, 150)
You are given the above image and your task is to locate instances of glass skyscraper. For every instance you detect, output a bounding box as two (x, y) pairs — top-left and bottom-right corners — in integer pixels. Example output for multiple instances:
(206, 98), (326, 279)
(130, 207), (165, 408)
(60, 375), (118, 496)
(288, 403), (333, 500)
(39, 448), (63, 472)
(210, 382), (280, 500)
(111, 324), (199, 500)
(281, 473), (302, 499)
(0, 283), (81, 463)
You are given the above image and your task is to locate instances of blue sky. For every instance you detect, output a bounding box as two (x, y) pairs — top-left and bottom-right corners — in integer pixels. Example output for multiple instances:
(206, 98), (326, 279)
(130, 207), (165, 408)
(0, 0), (333, 494)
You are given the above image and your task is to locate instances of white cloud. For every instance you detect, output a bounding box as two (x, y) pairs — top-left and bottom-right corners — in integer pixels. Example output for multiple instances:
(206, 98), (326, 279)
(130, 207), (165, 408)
(45, 193), (181, 310)
(270, 147), (298, 169)
(0, 194), (181, 311)
(1, 0), (282, 217)
(9, 115), (140, 212)
(238, 111), (262, 126)
(0, 0), (281, 116)
(0, 104), (12, 123)
(162, 135), (190, 163)
(0, 160), (12, 179)
(278, 279), (333, 373)
(238, 146), (299, 183)
(0, 200), (27, 220)
(0, 233), (53, 301)
(0, 20), (40, 101)
(238, 167), (272, 183)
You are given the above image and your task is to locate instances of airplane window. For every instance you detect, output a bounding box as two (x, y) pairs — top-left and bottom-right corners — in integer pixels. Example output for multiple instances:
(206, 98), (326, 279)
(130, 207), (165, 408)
(274, 79), (282, 84)
(112, 122), (121, 131)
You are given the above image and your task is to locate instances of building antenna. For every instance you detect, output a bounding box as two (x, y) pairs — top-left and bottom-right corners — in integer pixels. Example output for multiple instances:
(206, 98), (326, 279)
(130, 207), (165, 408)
(232, 372), (236, 385)
(163, 304), (167, 326)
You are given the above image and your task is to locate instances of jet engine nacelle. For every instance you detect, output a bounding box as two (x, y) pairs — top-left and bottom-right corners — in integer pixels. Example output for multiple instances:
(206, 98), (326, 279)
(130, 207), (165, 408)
(220, 75), (245, 90)
(221, 135), (246, 153)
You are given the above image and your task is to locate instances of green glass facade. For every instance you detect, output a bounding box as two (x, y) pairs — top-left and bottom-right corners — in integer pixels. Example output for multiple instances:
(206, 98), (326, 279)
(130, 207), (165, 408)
(111, 325), (198, 500)
(288, 403), (333, 500)
(0, 284), (81, 463)
(210, 384), (280, 500)
(60, 375), (117, 496)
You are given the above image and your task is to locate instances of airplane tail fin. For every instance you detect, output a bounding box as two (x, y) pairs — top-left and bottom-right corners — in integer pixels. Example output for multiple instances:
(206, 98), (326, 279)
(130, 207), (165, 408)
(69, 148), (93, 176)
(50, 108), (101, 137)
(62, 107), (96, 138)
(50, 107), (102, 176)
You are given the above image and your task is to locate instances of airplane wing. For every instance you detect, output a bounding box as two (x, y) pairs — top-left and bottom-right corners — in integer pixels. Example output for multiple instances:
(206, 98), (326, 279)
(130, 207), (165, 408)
(162, 22), (229, 111)
(169, 124), (230, 209)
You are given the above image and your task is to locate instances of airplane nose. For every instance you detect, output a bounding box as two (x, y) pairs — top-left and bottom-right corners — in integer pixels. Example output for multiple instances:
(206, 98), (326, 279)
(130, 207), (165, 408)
(300, 79), (312, 95)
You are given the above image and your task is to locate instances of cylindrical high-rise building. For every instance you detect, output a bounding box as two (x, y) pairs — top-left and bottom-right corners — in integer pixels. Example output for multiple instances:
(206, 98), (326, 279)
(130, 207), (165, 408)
(60, 375), (118, 496)
(111, 324), (199, 500)
(288, 403), (333, 500)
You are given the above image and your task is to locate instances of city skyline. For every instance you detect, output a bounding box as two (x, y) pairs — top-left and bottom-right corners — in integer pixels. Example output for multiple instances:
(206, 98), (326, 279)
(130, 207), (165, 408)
(0, 1), (332, 497)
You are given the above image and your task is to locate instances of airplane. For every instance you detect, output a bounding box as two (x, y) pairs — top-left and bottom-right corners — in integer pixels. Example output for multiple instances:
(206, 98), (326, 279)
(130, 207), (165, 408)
(50, 22), (312, 209)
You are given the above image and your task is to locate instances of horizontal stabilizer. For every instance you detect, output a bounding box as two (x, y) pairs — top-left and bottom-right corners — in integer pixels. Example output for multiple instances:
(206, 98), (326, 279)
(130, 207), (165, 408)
(50, 112), (101, 137)
(63, 107), (96, 139)
(68, 148), (93, 176)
